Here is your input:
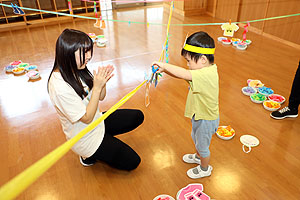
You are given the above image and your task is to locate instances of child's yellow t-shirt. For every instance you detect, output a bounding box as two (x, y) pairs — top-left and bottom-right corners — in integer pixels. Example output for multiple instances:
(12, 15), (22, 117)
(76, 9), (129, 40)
(184, 64), (219, 120)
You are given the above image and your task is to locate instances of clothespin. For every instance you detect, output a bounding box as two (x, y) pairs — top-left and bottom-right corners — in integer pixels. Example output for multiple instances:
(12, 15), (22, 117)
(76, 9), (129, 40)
(128, 21), (131, 26)
(152, 65), (159, 73)
(147, 22), (149, 28)
(148, 65), (159, 83)
(229, 19), (231, 25)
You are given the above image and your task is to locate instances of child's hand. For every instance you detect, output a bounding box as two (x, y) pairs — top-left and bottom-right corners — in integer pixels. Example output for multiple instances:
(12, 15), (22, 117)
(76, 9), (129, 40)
(93, 65), (114, 91)
(152, 61), (164, 73)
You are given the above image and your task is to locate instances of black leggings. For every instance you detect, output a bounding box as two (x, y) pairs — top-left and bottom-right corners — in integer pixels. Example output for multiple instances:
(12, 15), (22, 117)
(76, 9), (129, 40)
(289, 61), (300, 110)
(86, 109), (144, 171)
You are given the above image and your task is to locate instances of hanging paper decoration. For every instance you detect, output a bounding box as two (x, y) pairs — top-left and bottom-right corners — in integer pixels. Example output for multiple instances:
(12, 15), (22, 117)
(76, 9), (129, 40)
(94, 1), (98, 18)
(93, 1), (101, 28)
(11, 3), (25, 15)
(94, 18), (101, 28)
(101, 20), (106, 29)
(242, 21), (250, 41)
(221, 19), (239, 37)
(67, 0), (73, 15)
(165, 35), (170, 63)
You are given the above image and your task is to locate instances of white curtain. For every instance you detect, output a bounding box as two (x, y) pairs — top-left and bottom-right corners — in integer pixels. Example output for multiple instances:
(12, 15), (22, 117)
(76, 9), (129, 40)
(100, 0), (112, 10)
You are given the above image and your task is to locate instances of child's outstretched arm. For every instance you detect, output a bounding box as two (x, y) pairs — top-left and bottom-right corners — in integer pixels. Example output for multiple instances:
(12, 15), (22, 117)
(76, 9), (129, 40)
(152, 61), (192, 81)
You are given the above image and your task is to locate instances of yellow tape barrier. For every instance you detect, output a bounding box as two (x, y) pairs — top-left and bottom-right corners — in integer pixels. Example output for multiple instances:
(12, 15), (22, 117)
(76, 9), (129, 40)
(0, 80), (147, 200)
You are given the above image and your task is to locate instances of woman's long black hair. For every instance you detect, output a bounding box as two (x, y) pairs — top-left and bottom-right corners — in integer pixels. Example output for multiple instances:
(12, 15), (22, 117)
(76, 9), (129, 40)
(48, 29), (94, 99)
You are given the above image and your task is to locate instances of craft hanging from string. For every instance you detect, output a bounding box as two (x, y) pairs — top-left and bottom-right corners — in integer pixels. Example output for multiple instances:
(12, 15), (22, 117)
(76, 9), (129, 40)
(221, 19), (239, 37)
(165, 34), (170, 63)
(11, 3), (25, 15)
(145, 65), (162, 107)
(94, 2), (101, 28)
(67, 0), (73, 15)
(101, 17), (106, 29)
(94, 1), (98, 18)
(242, 21), (250, 41)
(99, 0), (106, 29)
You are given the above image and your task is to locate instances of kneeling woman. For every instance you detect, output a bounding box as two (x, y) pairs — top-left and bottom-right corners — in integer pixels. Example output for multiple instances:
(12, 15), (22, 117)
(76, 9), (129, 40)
(48, 29), (144, 170)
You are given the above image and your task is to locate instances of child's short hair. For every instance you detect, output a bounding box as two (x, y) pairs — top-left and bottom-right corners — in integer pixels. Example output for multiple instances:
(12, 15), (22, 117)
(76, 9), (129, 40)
(181, 31), (215, 64)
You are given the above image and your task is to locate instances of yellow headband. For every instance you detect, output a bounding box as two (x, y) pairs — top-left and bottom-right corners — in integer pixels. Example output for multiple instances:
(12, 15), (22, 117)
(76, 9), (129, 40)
(183, 44), (215, 55)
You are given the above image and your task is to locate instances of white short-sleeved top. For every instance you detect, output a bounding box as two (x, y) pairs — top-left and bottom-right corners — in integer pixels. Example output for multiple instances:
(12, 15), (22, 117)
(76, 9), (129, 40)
(48, 72), (104, 158)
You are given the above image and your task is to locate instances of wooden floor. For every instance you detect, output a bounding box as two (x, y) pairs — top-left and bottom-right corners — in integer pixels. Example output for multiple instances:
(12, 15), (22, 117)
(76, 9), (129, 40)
(1, 5), (300, 200)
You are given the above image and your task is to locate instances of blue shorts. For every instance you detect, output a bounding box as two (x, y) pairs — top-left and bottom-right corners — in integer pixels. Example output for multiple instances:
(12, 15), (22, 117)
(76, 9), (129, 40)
(191, 116), (219, 158)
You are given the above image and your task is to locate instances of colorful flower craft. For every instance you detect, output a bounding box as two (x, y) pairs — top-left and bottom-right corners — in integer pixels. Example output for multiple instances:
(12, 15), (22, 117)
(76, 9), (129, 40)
(12, 67), (25, 74)
(232, 38), (240, 42)
(218, 37), (227, 42)
(258, 86), (274, 95)
(216, 126), (235, 137)
(5, 65), (16, 72)
(18, 63), (29, 68)
(25, 65), (38, 71)
(244, 39), (252, 45)
(242, 86), (257, 96)
(222, 39), (231, 45)
(232, 41), (240, 46)
(263, 100), (281, 111)
(264, 101), (280, 109)
(268, 94), (285, 103)
(250, 93), (267, 103)
(248, 79), (264, 88)
(27, 70), (40, 79)
(10, 60), (22, 66)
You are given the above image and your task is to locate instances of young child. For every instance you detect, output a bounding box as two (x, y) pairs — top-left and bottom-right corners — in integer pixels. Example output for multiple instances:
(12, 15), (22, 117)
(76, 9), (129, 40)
(48, 29), (144, 170)
(152, 31), (219, 178)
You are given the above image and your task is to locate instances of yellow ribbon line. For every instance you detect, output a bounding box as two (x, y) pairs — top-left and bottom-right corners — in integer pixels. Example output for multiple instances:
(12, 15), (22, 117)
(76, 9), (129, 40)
(0, 80), (147, 200)
(159, 1), (174, 62)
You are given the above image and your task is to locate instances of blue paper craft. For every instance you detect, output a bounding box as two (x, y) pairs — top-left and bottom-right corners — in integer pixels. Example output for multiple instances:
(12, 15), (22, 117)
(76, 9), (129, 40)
(11, 3), (25, 15)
